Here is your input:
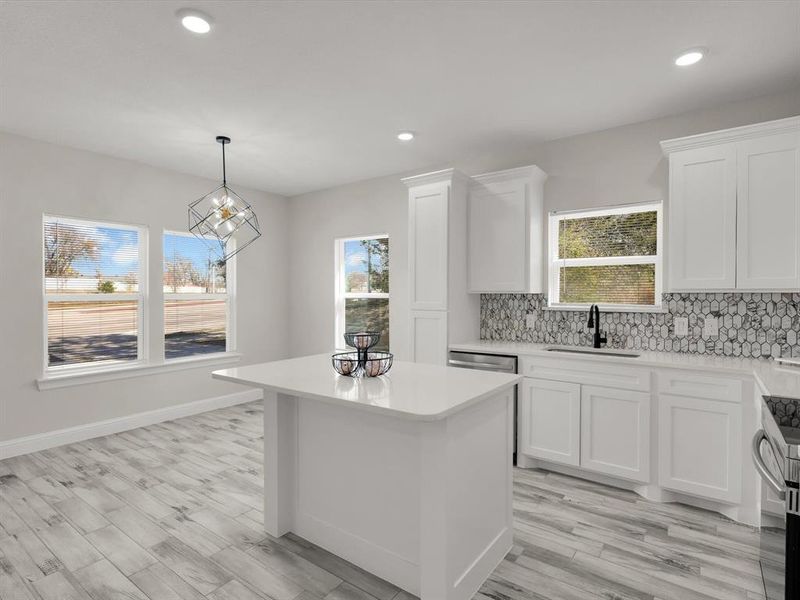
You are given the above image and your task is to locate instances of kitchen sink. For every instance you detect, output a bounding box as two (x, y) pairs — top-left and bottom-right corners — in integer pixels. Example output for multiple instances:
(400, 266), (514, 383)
(544, 346), (641, 358)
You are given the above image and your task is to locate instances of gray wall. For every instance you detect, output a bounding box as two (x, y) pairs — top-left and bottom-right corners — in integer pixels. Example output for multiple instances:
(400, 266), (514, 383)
(287, 175), (410, 358)
(2, 87), (798, 442)
(0, 133), (291, 442)
(287, 88), (800, 358)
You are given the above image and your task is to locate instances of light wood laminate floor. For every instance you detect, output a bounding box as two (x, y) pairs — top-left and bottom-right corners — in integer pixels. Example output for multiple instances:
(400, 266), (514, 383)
(0, 401), (777, 600)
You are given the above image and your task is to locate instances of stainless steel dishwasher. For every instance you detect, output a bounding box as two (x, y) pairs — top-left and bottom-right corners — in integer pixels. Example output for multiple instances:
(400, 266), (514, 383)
(447, 351), (519, 465)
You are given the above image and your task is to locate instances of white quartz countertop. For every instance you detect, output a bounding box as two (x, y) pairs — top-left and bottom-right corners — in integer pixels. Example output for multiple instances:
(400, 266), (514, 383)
(449, 340), (800, 399)
(213, 353), (521, 421)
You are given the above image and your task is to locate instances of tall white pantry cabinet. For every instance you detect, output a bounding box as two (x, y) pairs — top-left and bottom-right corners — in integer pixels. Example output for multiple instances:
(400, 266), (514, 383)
(402, 169), (479, 365)
(661, 116), (800, 292)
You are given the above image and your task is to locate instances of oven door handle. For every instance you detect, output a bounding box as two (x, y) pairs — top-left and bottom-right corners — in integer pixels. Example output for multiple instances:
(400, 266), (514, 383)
(752, 429), (786, 501)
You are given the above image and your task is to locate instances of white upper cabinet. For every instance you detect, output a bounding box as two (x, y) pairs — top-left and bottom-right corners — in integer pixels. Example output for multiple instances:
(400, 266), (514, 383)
(407, 178), (450, 310)
(667, 145), (737, 290)
(736, 132), (800, 289)
(467, 166), (546, 293)
(661, 116), (800, 292)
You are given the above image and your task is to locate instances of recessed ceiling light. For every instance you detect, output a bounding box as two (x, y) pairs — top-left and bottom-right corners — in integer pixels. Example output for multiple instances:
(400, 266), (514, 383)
(675, 48), (706, 67)
(177, 9), (212, 34)
(397, 131), (415, 141)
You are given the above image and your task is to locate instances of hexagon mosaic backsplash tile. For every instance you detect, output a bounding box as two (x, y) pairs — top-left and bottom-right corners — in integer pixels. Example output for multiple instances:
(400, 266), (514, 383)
(480, 293), (800, 359)
(765, 396), (800, 428)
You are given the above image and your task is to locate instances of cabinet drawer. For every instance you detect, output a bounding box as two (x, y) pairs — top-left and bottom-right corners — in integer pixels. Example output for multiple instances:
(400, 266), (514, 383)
(519, 355), (651, 392)
(656, 370), (742, 403)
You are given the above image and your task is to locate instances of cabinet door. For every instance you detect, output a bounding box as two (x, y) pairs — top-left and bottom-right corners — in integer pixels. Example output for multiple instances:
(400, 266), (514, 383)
(519, 378), (580, 466)
(580, 386), (650, 483)
(668, 145), (737, 290)
(658, 393), (741, 503)
(409, 183), (448, 310)
(410, 310), (447, 365)
(736, 132), (800, 290)
(468, 180), (528, 293)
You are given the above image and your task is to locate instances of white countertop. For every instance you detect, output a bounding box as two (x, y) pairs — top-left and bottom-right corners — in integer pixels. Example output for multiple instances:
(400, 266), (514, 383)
(449, 340), (800, 399)
(213, 353), (521, 421)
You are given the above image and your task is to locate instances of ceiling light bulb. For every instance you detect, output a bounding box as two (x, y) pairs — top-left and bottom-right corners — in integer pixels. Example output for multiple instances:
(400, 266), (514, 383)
(397, 131), (415, 141)
(675, 48), (705, 66)
(177, 9), (212, 34)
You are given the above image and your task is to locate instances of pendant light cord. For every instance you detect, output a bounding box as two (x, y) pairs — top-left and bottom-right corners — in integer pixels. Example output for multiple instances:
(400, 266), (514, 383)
(221, 141), (227, 186)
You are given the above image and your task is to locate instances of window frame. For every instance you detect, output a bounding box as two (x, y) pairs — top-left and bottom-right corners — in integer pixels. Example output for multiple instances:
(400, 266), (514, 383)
(162, 229), (236, 361)
(547, 202), (663, 312)
(41, 214), (150, 377)
(334, 234), (390, 350)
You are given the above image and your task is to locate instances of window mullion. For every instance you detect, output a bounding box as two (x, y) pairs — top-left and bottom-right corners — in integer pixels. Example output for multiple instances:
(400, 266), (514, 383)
(342, 293), (389, 299)
(45, 293), (141, 302)
(558, 255), (658, 268)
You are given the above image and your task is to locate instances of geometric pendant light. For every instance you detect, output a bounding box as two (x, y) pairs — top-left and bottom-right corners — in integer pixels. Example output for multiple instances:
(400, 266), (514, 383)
(188, 135), (261, 262)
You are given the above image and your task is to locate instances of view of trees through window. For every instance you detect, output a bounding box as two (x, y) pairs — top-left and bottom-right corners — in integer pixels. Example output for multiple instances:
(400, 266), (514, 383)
(341, 237), (389, 351)
(163, 232), (228, 359)
(44, 217), (142, 367)
(554, 208), (659, 306)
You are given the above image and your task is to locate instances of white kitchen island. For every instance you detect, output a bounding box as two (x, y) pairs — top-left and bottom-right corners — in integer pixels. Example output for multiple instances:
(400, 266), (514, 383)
(213, 354), (520, 600)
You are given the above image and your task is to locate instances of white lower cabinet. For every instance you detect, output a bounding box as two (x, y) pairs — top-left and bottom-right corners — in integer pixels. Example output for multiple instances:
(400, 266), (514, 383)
(658, 393), (742, 503)
(512, 356), (751, 523)
(410, 310), (447, 366)
(580, 386), (651, 483)
(519, 378), (580, 466)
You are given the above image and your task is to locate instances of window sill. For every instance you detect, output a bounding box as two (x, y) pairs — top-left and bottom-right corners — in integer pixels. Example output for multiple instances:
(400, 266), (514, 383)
(37, 352), (242, 391)
(544, 304), (668, 314)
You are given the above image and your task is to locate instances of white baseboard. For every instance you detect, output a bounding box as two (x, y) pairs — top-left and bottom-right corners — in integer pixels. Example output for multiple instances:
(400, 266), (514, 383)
(0, 388), (263, 460)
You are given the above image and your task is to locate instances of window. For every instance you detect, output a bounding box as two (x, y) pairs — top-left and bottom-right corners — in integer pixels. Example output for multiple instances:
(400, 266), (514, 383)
(548, 203), (662, 309)
(163, 231), (232, 359)
(44, 216), (146, 371)
(335, 235), (389, 351)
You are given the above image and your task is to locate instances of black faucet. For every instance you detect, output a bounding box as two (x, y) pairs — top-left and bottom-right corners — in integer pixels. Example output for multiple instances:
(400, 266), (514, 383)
(587, 304), (607, 349)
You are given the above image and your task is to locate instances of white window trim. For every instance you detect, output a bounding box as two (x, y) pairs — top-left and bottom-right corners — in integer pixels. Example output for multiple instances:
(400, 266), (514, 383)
(162, 230), (236, 362)
(36, 352), (242, 390)
(38, 221), (241, 389)
(547, 202), (663, 312)
(42, 215), (150, 379)
(334, 234), (389, 351)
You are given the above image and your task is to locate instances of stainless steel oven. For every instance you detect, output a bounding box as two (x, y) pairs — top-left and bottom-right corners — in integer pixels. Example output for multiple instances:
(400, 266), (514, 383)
(753, 396), (800, 600)
(447, 351), (518, 464)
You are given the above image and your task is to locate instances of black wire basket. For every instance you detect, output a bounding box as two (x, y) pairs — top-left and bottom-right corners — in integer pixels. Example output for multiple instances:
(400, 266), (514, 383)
(332, 332), (393, 377)
(363, 351), (393, 377)
(331, 352), (360, 376)
(343, 331), (382, 350)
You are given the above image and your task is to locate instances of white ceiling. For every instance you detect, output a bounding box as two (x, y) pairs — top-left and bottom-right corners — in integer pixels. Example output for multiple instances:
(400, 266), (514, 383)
(1, 1), (799, 196)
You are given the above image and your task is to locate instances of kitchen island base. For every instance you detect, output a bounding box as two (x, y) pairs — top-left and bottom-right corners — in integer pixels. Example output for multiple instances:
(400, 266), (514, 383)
(263, 388), (514, 600)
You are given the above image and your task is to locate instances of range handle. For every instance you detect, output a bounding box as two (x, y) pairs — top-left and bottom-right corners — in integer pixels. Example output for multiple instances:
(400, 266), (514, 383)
(752, 429), (786, 501)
